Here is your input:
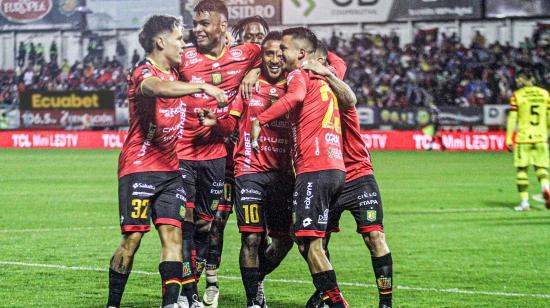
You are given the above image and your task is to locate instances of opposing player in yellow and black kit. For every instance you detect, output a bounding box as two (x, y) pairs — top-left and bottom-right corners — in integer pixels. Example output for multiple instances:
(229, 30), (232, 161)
(506, 72), (550, 211)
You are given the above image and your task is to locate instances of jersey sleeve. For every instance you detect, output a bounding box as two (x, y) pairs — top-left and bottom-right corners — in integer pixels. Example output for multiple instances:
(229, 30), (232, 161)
(326, 52), (347, 80)
(230, 93), (244, 118)
(133, 64), (158, 96)
(257, 69), (308, 125)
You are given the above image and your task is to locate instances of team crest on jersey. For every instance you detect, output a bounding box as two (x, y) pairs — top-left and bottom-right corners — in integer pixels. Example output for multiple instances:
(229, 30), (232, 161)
(367, 210), (377, 222)
(212, 73), (222, 85)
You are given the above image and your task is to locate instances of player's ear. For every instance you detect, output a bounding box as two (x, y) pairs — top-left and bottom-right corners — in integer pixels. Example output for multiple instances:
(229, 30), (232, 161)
(298, 48), (306, 61)
(155, 36), (165, 51)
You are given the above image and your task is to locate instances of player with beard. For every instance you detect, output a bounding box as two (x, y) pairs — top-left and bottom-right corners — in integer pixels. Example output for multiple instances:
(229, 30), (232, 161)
(176, 1), (262, 307)
(202, 15), (270, 308)
(303, 43), (393, 308)
(200, 31), (294, 308)
(250, 27), (357, 308)
(106, 15), (225, 308)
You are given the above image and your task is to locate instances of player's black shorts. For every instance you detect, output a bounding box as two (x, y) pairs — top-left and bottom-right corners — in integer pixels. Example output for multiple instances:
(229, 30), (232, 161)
(235, 171), (294, 237)
(327, 175), (384, 234)
(118, 171), (186, 233)
(179, 158), (225, 222)
(293, 170), (346, 238)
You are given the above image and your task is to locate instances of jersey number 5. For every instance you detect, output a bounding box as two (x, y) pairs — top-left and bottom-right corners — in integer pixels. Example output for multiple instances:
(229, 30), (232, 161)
(530, 105), (541, 126)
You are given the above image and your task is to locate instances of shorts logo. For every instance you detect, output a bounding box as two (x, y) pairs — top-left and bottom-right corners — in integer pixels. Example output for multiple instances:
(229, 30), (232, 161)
(120, 215), (124, 224)
(180, 206), (186, 218)
(377, 276), (392, 290)
(303, 217), (312, 227)
(304, 182), (313, 209)
(318, 209), (329, 224)
(367, 210), (377, 222)
(241, 188), (261, 195)
(182, 262), (192, 277)
(132, 183), (155, 190)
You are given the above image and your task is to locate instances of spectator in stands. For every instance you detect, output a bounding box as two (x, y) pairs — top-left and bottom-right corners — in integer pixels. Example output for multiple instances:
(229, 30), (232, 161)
(131, 49), (140, 66)
(50, 41), (58, 64)
(17, 42), (26, 68)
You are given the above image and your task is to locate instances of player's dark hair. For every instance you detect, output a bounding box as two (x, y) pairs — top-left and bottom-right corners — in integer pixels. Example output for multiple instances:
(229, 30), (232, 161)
(138, 15), (182, 53)
(261, 31), (282, 48)
(194, 0), (228, 20)
(316, 40), (328, 59)
(282, 27), (318, 54)
(231, 15), (270, 42)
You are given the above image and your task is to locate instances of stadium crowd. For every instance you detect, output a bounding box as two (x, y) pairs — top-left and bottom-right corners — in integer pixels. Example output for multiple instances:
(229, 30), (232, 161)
(2, 29), (550, 110)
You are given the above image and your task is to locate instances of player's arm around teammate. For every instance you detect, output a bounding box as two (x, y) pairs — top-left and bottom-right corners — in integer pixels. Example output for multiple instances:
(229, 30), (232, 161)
(107, 15), (225, 308)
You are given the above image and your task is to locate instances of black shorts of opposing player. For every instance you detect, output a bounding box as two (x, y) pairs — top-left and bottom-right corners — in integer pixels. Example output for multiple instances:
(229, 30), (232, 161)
(235, 171), (294, 236)
(327, 175), (384, 234)
(293, 170), (346, 238)
(118, 171), (186, 233)
(179, 158), (226, 222)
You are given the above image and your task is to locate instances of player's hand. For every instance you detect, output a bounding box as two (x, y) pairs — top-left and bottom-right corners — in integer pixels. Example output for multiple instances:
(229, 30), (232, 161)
(301, 59), (331, 77)
(198, 108), (217, 127)
(250, 119), (261, 153)
(506, 141), (513, 153)
(202, 84), (227, 107)
(240, 68), (261, 100)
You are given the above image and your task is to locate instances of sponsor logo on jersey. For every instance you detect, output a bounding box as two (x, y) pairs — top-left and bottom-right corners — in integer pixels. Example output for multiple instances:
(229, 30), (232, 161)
(212, 73), (222, 85)
(191, 75), (204, 83)
(249, 99), (264, 107)
(360, 200), (378, 206)
(269, 88), (278, 96)
(357, 191), (378, 200)
(212, 62), (220, 69)
(227, 69), (241, 75)
(366, 210), (377, 222)
(185, 50), (197, 59)
(327, 147), (343, 159)
(230, 49), (243, 58)
(325, 133), (341, 146)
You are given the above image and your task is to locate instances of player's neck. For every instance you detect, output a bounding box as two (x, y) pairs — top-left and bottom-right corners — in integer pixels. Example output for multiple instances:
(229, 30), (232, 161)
(202, 40), (226, 59)
(147, 52), (171, 73)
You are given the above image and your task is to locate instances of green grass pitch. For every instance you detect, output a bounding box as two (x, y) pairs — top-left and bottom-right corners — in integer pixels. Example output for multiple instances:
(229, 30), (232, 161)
(1, 149), (550, 307)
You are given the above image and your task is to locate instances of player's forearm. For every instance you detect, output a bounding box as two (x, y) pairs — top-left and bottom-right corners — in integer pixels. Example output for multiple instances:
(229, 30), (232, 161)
(506, 111), (517, 143)
(257, 96), (295, 125)
(325, 73), (357, 109)
(145, 80), (206, 97)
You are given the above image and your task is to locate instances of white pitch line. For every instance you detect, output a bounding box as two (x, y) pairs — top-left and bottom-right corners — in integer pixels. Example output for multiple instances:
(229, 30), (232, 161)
(1, 261), (549, 299)
(0, 226), (118, 233)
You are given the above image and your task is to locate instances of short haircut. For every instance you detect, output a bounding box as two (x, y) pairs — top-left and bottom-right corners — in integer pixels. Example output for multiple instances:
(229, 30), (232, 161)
(316, 40), (328, 59)
(138, 15), (182, 53)
(261, 31), (282, 48)
(282, 27), (318, 53)
(194, 0), (228, 21)
(231, 15), (270, 41)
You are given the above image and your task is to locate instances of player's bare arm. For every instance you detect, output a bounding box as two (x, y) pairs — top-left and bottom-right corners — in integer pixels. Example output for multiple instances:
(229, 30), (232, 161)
(141, 77), (226, 107)
(302, 59), (357, 109)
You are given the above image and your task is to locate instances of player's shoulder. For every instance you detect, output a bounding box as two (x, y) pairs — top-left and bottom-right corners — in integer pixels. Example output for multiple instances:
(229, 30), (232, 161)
(227, 43), (260, 60)
(130, 58), (156, 79)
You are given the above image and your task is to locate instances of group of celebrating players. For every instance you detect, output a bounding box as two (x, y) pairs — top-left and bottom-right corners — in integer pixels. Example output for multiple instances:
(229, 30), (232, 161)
(105, 1), (393, 307)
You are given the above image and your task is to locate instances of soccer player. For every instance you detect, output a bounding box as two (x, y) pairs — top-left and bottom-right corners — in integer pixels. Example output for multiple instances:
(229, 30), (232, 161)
(250, 27), (356, 308)
(202, 15), (271, 308)
(200, 31), (294, 308)
(106, 15), (226, 308)
(304, 43), (393, 308)
(506, 70), (550, 211)
(231, 15), (269, 44)
(176, 1), (261, 306)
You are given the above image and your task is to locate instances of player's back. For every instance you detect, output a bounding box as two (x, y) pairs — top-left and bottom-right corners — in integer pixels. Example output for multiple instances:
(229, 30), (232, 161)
(341, 106), (374, 182)
(512, 86), (550, 144)
(118, 59), (183, 178)
(291, 69), (345, 174)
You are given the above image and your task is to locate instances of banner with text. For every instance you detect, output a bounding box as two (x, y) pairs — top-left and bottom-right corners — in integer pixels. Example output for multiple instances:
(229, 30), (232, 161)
(181, 0), (281, 26)
(1, 130), (507, 151)
(19, 90), (116, 129)
(0, 0), (81, 30)
(390, 0), (482, 21)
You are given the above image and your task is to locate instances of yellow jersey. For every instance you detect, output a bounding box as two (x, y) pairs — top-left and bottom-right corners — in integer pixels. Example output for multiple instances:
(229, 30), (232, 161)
(510, 86), (550, 143)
